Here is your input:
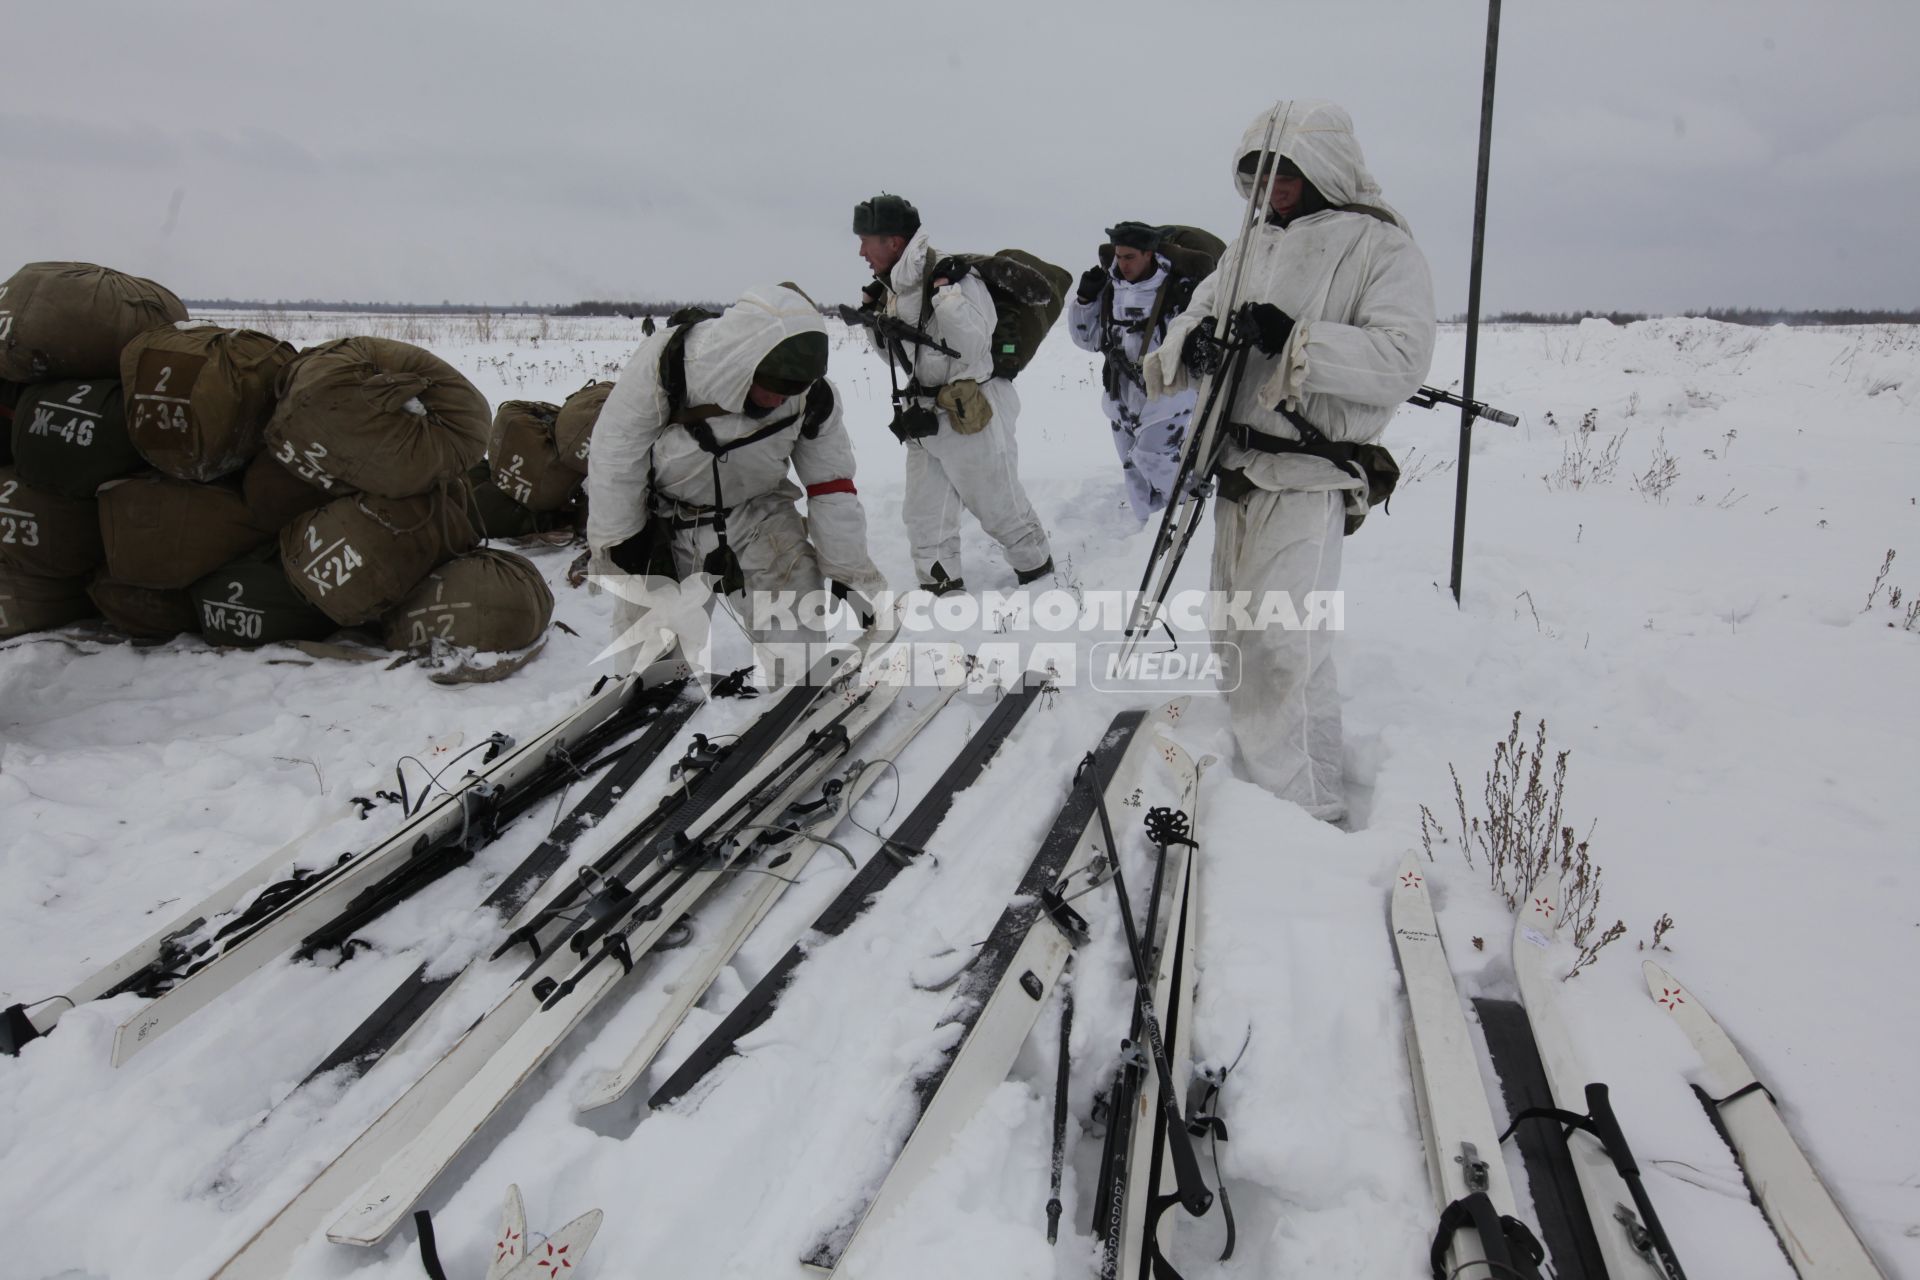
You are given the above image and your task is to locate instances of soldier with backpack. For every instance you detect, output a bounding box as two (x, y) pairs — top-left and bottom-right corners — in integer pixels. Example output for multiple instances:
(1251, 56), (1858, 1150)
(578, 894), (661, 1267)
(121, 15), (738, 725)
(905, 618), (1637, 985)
(1141, 101), (1436, 824)
(585, 283), (889, 661)
(851, 193), (1055, 595)
(1066, 221), (1219, 521)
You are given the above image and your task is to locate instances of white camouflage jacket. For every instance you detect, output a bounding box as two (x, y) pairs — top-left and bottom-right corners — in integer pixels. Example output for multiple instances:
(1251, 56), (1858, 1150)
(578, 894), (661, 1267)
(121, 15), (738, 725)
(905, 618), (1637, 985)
(1067, 252), (1197, 433)
(1144, 100), (1437, 497)
(585, 284), (884, 592)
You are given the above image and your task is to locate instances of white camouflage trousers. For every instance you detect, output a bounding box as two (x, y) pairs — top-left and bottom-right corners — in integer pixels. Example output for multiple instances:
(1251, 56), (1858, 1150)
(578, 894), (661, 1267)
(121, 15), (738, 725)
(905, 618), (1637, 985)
(1108, 406), (1189, 521)
(903, 409), (1051, 585)
(1210, 487), (1347, 822)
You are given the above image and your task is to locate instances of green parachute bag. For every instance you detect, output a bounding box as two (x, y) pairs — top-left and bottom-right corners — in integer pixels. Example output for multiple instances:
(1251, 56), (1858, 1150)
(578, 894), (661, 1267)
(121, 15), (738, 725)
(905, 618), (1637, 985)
(0, 381), (21, 466)
(121, 324), (298, 482)
(0, 564), (96, 638)
(0, 465), (105, 579)
(0, 262), (188, 383)
(382, 547), (554, 654)
(280, 482), (479, 626)
(264, 336), (490, 499)
(10, 380), (144, 499)
(923, 250), (1073, 381)
(190, 544), (337, 647)
(463, 462), (576, 540)
(489, 400), (581, 513)
(240, 449), (333, 532)
(553, 379), (613, 476)
(98, 473), (273, 590)
(87, 572), (198, 640)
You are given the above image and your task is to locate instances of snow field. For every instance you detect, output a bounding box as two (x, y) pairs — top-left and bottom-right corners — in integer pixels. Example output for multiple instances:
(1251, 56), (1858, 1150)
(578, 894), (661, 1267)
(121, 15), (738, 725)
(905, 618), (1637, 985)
(2, 313), (1915, 1277)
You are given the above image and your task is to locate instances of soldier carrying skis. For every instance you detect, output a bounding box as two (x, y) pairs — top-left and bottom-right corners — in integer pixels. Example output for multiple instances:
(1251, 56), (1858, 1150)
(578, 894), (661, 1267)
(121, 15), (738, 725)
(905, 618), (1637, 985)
(1141, 101), (1437, 824)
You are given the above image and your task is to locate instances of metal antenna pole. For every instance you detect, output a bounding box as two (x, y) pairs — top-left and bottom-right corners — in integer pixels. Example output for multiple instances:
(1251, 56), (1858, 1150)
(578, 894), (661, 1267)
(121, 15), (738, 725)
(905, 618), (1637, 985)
(1450, 0), (1503, 604)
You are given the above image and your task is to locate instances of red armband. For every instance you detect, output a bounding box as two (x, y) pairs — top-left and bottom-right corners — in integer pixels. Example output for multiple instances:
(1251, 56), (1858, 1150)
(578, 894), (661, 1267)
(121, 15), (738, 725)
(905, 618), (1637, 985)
(806, 478), (857, 498)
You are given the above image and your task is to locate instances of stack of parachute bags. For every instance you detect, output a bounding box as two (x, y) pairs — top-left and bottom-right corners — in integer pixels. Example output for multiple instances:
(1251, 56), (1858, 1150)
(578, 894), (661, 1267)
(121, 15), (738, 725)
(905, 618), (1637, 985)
(0, 261), (590, 664)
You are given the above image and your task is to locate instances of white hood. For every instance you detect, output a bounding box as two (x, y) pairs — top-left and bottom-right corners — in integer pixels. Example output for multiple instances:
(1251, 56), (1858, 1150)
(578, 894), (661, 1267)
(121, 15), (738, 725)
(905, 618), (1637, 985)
(680, 284), (827, 416)
(1233, 100), (1410, 233)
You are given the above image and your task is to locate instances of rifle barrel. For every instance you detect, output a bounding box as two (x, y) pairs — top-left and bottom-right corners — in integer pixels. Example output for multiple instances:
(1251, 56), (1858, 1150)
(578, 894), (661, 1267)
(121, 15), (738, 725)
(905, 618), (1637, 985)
(1411, 385), (1518, 427)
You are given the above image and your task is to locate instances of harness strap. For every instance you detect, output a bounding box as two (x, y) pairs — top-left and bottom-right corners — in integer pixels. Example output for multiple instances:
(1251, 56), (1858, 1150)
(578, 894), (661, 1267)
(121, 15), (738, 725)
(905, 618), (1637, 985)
(655, 315), (838, 588)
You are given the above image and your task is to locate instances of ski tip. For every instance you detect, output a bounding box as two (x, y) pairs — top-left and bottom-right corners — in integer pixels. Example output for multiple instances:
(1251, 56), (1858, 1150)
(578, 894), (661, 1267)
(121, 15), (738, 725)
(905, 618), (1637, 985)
(1517, 882), (1560, 935)
(327, 1193), (406, 1248)
(574, 1072), (630, 1114)
(109, 1013), (157, 1067)
(1391, 850), (1428, 890)
(500, 1208), (603, 1280)
(1643, 958), (1690, 1010)
(483, 1185), (530, 1280)
(559, 1206), (604, 1246)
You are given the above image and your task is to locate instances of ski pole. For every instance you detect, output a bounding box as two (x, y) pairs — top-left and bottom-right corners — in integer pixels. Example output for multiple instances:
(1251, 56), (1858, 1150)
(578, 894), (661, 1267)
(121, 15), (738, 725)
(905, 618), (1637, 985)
(1084, 762), (1212, 1217)
(1047, 955), (1074, 1244)
(1585, 1083), (1689, 1280)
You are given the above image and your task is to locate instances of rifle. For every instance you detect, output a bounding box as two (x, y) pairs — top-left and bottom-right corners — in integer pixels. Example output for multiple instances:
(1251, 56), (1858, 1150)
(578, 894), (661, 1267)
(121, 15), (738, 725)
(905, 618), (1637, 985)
(834, 304), (961, 360)
(1408, 385), (1517, 426)
(1103, 347), (1147, 396)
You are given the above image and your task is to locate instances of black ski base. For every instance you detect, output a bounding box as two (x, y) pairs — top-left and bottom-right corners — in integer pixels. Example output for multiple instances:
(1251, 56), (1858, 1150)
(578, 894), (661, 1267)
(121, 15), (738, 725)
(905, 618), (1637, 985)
(1474, 996), (1608, 1280)
(648, 681), (1043, 1110)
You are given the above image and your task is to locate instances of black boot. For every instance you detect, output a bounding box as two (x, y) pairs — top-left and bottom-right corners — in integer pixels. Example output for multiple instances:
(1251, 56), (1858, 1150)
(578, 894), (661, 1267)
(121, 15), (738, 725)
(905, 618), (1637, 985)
(920, 561), (966, 596)
(1015, 557), (1055, 586)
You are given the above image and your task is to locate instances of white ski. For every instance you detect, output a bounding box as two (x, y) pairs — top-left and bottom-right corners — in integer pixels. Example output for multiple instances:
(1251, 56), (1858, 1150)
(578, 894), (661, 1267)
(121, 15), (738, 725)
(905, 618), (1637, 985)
(208, 625), (895, 1280)
(1121, 756), (1213, 1274)
(1110, 746), (1209, 1280)
(1643, 961), (1887, 1280)
(1513, 887), (1667, 1277)
(111, 662), (689, 1065)
(2, 801), (358, 1050)
(484, 1185), (601, 1280)
(803, 699), (1189, 1276)
(1390, 852), (1524, 1276)
(327, 657), (907, 1247)
(483, 1183), (530, 1280)
(576, 652), (961, 1113)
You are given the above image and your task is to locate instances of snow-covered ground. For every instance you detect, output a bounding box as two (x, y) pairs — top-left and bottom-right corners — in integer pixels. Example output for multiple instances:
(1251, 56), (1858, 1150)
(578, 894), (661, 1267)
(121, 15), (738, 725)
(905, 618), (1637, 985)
(2, 312), (1916, 1279)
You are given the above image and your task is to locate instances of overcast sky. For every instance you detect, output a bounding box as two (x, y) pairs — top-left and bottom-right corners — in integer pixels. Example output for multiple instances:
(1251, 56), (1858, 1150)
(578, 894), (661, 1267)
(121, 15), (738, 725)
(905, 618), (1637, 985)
(5, 0), (1914, 315)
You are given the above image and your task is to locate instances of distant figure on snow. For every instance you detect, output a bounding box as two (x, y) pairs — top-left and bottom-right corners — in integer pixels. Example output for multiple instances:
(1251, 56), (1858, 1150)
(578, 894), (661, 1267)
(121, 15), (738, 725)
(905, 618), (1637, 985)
(1143, 101), (1436, 824)
(851, 192), (1053, 594)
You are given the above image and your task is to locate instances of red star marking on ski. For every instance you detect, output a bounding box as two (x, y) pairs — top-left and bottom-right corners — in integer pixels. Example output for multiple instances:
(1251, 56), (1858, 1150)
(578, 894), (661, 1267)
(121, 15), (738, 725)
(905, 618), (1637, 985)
(1400, 871), (1422, 888)
(1161, 745), (1178, 764)
(496, 1228), (522, 1263)
(535, 1241), (574, 1272)
(1657, 986), (1685, 1011)
(1533, 897), (1554, 917)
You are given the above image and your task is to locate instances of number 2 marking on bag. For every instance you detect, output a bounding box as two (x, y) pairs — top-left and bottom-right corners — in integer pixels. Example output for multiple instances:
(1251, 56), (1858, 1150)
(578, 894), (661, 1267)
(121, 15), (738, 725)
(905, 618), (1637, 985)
(277, 439), (336, 487)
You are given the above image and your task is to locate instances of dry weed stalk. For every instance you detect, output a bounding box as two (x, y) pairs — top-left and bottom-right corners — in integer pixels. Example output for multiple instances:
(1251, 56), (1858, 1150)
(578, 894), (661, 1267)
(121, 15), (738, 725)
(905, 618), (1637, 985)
(1436, 712), (1655, 979)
